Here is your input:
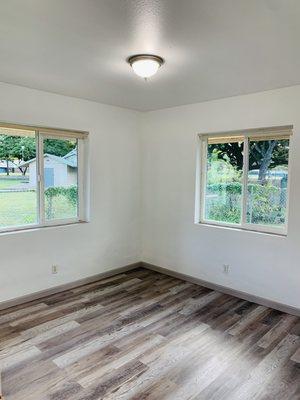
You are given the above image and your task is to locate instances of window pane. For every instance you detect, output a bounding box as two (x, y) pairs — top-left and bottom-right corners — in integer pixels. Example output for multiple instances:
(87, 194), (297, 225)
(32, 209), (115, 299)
(0, 127), (37, 228)
(247, 138), (289, 227)
(43, 137), (78, 221)
(204, 138), (243, 224)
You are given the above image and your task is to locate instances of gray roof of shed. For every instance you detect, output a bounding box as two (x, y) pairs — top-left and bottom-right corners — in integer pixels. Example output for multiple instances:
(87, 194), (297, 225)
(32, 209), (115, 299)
(19, 148), (77, 168)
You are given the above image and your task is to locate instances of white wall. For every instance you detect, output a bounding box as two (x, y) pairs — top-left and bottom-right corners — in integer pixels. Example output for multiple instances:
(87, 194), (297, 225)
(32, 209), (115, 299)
(0, 82), (141, 303)
(141, 85), (300, 309)
(1, 82), (300, 310)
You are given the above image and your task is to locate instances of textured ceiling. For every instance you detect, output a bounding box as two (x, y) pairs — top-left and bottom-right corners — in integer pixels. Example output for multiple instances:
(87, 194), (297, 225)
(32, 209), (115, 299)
(0, 0), (299, 111)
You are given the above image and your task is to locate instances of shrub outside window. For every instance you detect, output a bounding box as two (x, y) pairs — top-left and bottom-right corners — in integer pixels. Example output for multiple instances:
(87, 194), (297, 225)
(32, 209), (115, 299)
(0, 123), (88, 232)
(197, 126), (292, 235)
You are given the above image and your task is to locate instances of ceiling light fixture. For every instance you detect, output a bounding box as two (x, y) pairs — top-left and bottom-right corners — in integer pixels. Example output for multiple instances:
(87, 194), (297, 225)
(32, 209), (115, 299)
(128, 54), (164, 79)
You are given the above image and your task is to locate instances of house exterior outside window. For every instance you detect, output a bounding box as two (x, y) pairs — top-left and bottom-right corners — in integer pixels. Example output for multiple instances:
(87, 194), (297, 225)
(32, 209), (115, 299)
(0, 123), (88, 232)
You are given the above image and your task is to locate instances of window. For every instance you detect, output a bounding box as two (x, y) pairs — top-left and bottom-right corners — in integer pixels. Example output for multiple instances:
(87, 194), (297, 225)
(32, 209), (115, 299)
(197, 126), (292, 235)
(0, 123), (88, 232)
(43, 137), (79, 221)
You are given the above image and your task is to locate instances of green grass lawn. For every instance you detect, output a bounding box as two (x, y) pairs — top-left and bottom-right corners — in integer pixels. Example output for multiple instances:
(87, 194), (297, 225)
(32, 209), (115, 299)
(45, 194), (77, 222)
(0, 191), (77, 228)
(0, 178), (28, 189)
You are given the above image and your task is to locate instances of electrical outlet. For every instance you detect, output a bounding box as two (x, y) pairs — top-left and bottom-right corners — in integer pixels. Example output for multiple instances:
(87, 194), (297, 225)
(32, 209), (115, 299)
(223, 264), (230, 274)
(52, 265), (58, 274)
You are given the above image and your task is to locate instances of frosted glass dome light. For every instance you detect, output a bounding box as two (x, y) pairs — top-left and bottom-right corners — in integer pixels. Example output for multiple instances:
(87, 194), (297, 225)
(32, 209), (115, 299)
(128, 54), (164, 79)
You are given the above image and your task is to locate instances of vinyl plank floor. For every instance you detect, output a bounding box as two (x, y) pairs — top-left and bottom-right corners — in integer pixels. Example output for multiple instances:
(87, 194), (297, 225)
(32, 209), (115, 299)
(0, 267), (299, 399)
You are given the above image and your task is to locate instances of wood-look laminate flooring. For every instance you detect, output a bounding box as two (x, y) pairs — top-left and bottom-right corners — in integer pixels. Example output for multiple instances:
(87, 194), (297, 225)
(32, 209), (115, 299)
(1, 267), (300, 400)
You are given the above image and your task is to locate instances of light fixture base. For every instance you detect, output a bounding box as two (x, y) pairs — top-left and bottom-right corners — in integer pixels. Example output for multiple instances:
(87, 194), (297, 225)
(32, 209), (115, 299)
(127, 54), (165, 78)
(127, 54), (164, 66)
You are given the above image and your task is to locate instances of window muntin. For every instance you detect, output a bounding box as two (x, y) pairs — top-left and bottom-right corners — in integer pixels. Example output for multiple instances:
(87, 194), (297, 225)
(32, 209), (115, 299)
(199, 129), (291, 234)
(0, 123), (87, 232)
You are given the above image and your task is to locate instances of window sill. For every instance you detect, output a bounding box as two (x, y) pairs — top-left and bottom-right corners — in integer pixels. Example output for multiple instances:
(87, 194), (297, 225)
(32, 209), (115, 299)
(195, 221), (287, 238)
(0, 220), (88, 237)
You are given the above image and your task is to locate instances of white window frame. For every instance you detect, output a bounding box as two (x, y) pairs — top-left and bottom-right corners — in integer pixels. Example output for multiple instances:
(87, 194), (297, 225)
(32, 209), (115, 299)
(195, 125), (293, 236)
(0, 122), (89, 234)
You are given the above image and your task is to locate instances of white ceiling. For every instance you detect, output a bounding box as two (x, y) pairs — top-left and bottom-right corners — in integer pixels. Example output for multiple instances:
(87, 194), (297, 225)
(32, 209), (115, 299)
(0, 0), (300, 111)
